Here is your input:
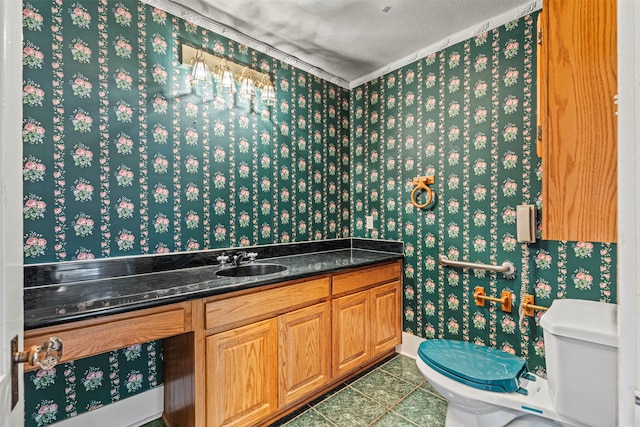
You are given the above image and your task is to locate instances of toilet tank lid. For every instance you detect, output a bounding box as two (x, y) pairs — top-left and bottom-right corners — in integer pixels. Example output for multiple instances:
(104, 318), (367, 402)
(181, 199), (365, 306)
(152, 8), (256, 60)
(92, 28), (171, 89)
(540, 299), (617, 348)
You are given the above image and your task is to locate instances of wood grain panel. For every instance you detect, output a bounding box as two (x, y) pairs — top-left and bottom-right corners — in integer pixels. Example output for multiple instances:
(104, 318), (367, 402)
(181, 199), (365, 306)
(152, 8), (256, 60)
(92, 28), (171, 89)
(370, 281), (401, 356)
(163, 332), (195, 427)
(164, 301), (205, 427)
(332, 261), (401, 295)
(206, 318), (277, 427)
(278, 302), (330, 406)
(541, 0), (617, 242)
(24, 302), (191, 371)
(204, 277), (330, 332)
(331, 290), (370, 378)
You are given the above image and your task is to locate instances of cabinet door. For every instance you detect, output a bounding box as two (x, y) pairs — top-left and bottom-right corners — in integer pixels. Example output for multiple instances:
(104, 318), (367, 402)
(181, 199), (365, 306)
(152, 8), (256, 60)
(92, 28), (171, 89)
(540, 0), (617, 242)
(278, 302), (331, 406)
(206, 318), (277, 427)
(332, 290), (370, 378)
(370, 281), (401, 357)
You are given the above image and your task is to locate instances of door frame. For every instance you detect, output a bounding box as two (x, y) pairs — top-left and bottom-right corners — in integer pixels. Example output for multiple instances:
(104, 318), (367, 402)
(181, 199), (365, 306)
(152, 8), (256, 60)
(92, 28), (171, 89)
(616, 0), (639, 425)
(0, 0), (25, 425)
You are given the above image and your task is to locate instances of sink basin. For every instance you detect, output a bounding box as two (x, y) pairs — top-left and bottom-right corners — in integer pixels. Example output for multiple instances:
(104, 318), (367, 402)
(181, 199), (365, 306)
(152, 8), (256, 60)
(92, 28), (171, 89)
(215, 263), (287, 277)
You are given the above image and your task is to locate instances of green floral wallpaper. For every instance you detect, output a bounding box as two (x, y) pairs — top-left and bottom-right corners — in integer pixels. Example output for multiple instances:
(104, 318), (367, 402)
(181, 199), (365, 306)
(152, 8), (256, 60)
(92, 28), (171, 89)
(24, 342), (162, 427)
(349, 13), (617, 376)
(22, 0), (348, 424)
(22, 2), (618, 426)
(22, 0), (350, 264)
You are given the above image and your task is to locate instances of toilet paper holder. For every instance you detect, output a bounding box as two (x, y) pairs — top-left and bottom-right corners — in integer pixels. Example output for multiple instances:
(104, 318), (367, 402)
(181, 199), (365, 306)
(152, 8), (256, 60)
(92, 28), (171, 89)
(522, 294), (548, 317)
(411, 175), (435, 209)
(474, 286), (512, 313)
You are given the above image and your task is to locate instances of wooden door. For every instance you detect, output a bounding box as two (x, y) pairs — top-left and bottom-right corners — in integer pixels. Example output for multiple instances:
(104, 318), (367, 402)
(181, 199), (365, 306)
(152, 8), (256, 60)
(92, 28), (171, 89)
(278, 302), (330, 406)
(370, 281), (401, 357)
(331, 290), (370, 378)
(206, 318), (277, 427)
(540, 0), (617, 242)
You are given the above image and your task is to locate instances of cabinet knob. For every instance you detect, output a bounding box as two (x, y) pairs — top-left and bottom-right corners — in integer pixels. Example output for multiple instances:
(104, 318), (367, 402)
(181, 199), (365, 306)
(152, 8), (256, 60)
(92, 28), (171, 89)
(14, 336), (63, 370)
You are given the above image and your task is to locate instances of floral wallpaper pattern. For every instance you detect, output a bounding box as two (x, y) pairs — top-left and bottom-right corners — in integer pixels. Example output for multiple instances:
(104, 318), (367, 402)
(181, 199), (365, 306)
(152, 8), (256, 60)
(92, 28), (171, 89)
(24, 342), (162, 427)
(349, 13), (616, 376)
(22, 0), (347, 424)
(22, 2), (618, 426)
(22, 0), (349, 265)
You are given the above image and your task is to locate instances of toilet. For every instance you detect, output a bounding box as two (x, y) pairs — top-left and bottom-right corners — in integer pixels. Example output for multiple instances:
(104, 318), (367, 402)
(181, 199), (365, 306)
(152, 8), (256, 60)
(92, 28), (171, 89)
(416, 299), (618, 427)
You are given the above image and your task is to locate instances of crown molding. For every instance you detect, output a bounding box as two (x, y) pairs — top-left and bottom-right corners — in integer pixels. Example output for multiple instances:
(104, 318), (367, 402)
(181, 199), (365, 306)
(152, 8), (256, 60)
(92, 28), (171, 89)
(141, 0), (541, 90)
(140, 0), (351, 89)
(349, 0), (542, 88)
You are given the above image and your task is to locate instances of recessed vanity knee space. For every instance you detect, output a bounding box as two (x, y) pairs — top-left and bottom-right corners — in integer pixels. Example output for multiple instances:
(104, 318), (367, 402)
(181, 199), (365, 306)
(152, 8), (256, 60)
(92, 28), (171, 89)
(23, 240), (403, 427)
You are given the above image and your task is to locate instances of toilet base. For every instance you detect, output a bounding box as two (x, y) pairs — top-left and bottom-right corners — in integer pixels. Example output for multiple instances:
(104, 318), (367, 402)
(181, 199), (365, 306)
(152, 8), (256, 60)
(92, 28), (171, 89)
(416, 356), (575, 427)
(445, 402), (563, 427)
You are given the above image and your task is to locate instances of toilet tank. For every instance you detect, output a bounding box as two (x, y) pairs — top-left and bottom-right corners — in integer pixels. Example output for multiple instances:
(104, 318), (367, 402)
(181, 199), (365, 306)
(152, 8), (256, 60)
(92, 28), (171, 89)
(540, 299), (617, 427)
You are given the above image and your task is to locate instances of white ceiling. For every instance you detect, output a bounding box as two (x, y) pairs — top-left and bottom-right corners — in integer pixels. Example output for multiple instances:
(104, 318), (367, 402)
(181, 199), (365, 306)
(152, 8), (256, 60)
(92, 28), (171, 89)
(147, 0), (541, 88)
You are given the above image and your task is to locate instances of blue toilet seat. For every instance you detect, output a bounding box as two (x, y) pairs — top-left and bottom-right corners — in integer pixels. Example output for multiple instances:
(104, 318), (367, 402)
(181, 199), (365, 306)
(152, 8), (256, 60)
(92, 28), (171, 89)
(418, 339), (531, 394)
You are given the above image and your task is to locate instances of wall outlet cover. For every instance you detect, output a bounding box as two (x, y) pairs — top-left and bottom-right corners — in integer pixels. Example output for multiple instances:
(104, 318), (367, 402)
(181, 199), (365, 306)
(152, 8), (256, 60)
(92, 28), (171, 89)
(365, 215), (374, 229)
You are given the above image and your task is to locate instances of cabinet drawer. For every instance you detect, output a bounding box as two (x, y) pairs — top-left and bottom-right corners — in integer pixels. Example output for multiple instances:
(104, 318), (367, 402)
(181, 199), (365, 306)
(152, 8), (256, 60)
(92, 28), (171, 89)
(24, 302), (191, 370)
(332, 261), (401, 295)
(204, 277), (330, 332)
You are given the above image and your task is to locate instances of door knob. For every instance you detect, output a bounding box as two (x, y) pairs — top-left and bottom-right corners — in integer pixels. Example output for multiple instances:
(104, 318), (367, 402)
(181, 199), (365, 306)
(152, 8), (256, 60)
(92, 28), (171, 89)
(11, 336), (63, 409)
(13, 336), (63, 370)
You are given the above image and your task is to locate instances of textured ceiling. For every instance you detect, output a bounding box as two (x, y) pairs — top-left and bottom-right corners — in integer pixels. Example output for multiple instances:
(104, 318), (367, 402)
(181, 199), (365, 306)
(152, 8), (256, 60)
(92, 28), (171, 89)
(150, 0), (540, 88)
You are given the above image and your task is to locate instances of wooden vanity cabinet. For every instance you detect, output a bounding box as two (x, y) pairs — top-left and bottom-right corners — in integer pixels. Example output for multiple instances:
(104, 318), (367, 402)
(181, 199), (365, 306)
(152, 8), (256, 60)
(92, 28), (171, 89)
(371, 281), (403, 356)
(205, 300), (331, 427)
(164, 260), (402, 427)
(278, 302), (331, 407)
(538, 0), (617, 242)
(332, 289), (371, 377)
(26, 260), (402, 427)
(24, 301), (193, 371)
(206, 318), (278, 427)
(201, 277), (331, 427)
(331, 262), (402, 378)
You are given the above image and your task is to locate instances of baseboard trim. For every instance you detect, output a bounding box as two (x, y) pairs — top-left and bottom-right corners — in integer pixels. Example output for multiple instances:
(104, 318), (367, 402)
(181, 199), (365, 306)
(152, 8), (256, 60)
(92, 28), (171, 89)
(52, 386), (164, 427)
(395, 332), (425, 359)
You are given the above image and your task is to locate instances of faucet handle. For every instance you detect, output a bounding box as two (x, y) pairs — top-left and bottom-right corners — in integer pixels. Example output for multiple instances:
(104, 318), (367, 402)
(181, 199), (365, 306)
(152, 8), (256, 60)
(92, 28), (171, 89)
(247, 252), (258, 262)
(217, 254), (229, 265)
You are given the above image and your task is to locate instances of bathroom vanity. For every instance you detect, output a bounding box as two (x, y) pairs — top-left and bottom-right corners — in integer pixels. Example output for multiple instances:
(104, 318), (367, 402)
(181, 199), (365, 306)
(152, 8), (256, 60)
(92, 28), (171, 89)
(23, 239), (403, 427)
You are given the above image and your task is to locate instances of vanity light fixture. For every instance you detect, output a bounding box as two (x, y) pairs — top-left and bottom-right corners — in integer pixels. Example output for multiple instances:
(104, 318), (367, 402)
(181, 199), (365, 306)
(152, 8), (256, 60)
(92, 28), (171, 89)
(217, 59), (236, 93)
(238, 67), (256, 100)
(182, 45), (275, 104)
(258, 75), (276, 106)
(188, 49), (212, 88)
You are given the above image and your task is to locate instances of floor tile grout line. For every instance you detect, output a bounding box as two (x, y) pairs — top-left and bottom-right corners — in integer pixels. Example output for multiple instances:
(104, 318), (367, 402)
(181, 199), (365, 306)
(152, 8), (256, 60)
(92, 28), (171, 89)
(377, 357), (431, 386)
(347, 355), (447, 425)
(350, 375), (416, 411)
(385, 409), (424, 427)
(280, 405), (339, 426)
(378, 367), (428, 388)
(365, 382), (425, 427)
(309, 407), (340, 427)
(281, 354), (448, 426)
(375, 355), (449, 403)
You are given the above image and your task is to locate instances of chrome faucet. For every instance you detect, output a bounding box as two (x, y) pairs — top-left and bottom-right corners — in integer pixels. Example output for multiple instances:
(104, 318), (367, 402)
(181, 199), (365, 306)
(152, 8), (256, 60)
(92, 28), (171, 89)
(232, 251), (247, 266)
(231, 251), (258, 266)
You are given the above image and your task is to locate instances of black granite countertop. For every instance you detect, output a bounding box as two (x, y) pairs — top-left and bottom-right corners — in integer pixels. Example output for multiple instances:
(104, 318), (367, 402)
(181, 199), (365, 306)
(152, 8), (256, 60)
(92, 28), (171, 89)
(24, 239), (403, 330)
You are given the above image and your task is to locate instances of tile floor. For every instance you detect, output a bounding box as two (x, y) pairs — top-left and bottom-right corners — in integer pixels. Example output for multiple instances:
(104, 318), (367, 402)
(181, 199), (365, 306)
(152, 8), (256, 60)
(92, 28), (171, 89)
(142, 354), (448, 427)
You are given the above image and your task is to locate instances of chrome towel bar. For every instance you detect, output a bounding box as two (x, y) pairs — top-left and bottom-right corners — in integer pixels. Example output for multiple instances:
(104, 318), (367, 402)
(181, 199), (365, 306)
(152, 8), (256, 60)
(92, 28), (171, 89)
(438, 255), (516, 276)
